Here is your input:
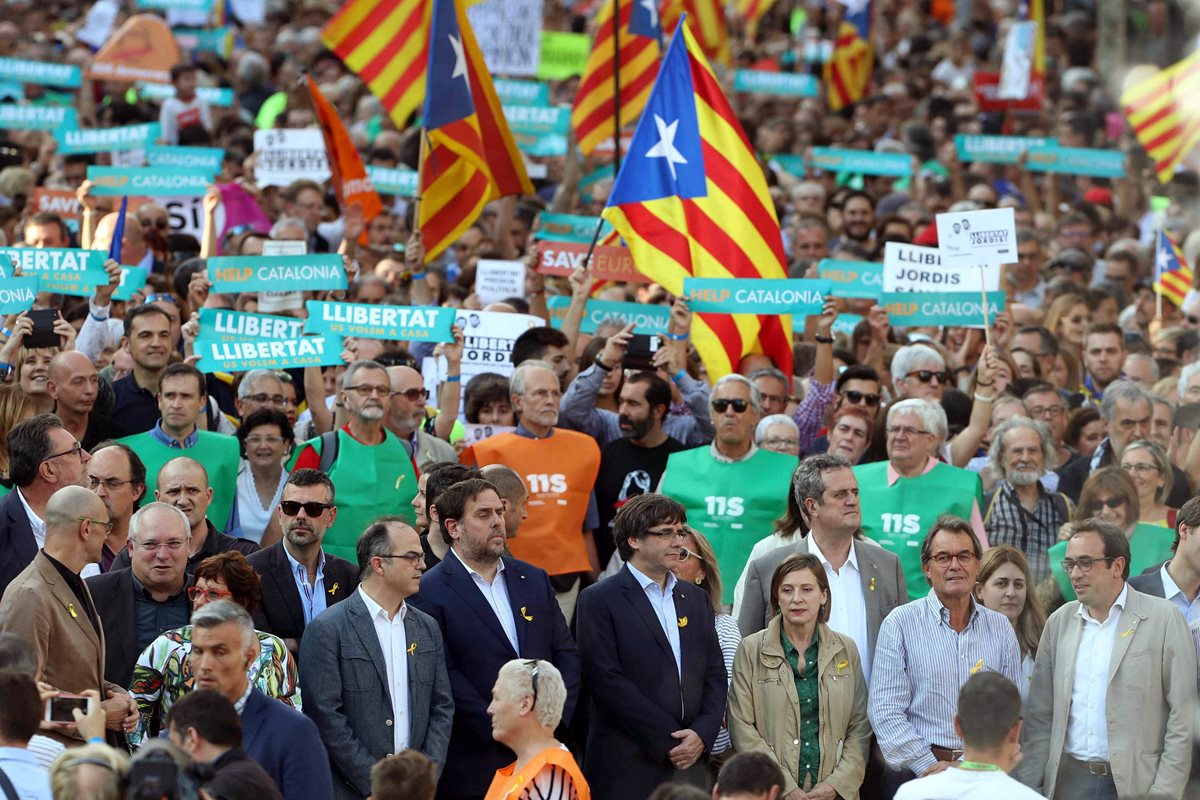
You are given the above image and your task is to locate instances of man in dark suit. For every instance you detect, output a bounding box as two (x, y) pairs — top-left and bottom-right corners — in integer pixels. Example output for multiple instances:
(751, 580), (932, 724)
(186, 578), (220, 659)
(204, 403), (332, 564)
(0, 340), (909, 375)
(409, 477), (580, 800)
(167, 689), (282, 800)
(576, 493), (728, 800)
(87, 502), (192, 687)
(0, 414), (92, 599)
(301, 517), (453, 799)
(249, 470), (357, 656)
(1130, 496), (1200, 619)
(190, 599), (332, 800)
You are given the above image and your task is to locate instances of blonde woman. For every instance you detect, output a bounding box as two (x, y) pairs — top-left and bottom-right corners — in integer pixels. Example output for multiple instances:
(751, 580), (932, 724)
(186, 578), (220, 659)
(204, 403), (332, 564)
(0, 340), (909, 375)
(974, 546), (1046, 699)
(0, 384), (33, 493)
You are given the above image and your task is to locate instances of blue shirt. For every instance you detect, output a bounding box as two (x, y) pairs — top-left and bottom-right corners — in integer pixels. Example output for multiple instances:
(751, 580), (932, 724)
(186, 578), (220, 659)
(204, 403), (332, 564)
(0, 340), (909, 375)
(148, 420), (200, 449)
(284, 544), (328, 625)
(132, 573), (191, 652)
(626, 563), (682, 676)
(0, 747), (51, 800)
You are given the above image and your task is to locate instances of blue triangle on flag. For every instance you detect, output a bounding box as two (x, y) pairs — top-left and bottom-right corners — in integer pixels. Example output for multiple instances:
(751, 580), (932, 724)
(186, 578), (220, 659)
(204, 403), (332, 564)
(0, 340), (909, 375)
(629, 0), (663, 44)
(423, 0), (475, 130)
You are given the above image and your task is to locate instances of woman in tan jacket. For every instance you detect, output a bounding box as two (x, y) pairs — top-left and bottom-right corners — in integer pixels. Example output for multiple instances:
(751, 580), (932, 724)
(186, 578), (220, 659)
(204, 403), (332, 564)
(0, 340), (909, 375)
(727, 553), (871, 800)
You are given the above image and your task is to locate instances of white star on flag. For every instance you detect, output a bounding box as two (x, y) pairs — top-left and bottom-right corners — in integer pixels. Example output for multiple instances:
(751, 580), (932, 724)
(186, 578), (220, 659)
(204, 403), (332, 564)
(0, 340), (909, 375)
(639, 0), (658, 30)
(448, 33), (467, 81)
(645, 114), (687, 181)
(835, 0), (869, 15)
(1158, 242), (1173, 272)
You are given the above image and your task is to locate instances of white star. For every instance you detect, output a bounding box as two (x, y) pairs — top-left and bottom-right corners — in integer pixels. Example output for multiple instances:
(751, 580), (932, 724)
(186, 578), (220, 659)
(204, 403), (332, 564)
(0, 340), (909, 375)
(1158, 246), (1173, 271)
(448, 33), (466, 81)
(639, 0), (658, 30)
(836, 0), (869, 15)
(645, 114), (687, 181)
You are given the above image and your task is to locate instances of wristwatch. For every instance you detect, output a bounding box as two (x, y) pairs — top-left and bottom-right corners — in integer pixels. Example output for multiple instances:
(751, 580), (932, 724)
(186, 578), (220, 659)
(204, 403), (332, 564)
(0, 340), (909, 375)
(593, 353), (614, 372)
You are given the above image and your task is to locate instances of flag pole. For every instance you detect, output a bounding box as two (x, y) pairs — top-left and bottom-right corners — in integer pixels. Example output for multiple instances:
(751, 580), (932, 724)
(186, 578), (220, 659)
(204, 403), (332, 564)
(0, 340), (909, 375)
(583, 216), (606, 269)
(1156, 228), (1163, 320)
(612, 0), (622, 174)
(413, 129), (429, 241)
(979, 265), (993, 348)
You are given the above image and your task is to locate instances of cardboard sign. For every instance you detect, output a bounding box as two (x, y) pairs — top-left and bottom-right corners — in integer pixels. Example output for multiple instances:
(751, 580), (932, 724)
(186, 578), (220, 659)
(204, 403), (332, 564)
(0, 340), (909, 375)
(0, 277), (38, 314)
(462, 423), (516, 443)
(682, 278), (832, 315)
(882, 242), (1001, 293)
(1024, 145), (1126, 178)
(546, 296), (670, 335)
(146, 145), (224, 171)
(455, 310), (543, 383)
(0, 58), (81, 88)
(198, 307), (303, 341)
(534, 213), (611, 244)
(0, 247), (108, 296)
(366, 166), (418, 196)
(468, 0), (543, 77)
(57, 123), (161, 154)
(954, 134), (1056, 164)
(208, 254), (347, 294)
(733, 69), (819, 97)
(87, 166), (214, 196)
(252, 128), (330, 187)
(997, 21), (1038, 100)
(194, 333), (345, 373)
(113, 267), (149, 302)
(0, 104), (76, 131)
(809, 147), (912, 177)
(495, 78), (550, 107)
(537, 241), (646, 283)
(936, 207), (1017, 268)
(475, 259), (527, 306)
(817, 259), (883, 299)
(303, 302), (456, 342)
(973, 71), (1044, 112)
(87, 15), (182, 84)
(883, 291), (1006, 329)
(537, 30), (590, 80)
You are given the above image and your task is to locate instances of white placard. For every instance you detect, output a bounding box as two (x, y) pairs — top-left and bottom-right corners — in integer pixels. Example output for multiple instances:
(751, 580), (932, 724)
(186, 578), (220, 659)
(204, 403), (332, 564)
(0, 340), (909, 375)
(78, 0), (119, 48)
(475, 259), (526, 306)
(998, 21), (1037, 100)
(261, 240), (307, 256)
(164, 195), (225, 244)
(257, 240), (307, 310)
(935, 207), (1017, 268)
(463, 423), (516, 443)
(456, 310), (542, 384)
(252, 129), (330, 188)
(466, 0), (543, 76)
(883, 241), (1001, 293)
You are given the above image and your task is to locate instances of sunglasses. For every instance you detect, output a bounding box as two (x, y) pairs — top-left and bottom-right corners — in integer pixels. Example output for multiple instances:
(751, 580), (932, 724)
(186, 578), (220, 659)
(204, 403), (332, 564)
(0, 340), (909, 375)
(841, 390), (880, 407)
(712, 398), (749, 413)
(279, 500), (333, 517)
(393, 388), (429, 401)
(526, 659), (540, 706)
(1088, 497), (1127, 510)
(905, 370), (948, 384)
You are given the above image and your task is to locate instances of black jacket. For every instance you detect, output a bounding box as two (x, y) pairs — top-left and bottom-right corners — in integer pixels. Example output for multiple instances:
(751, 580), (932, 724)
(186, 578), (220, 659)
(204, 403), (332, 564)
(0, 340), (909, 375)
(246, 541), (357, 647)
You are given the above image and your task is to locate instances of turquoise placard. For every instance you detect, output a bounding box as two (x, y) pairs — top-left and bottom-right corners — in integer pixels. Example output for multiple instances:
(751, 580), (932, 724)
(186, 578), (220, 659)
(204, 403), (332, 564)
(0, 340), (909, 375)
(208, 254), (347, 294)
(304, 301), (456, 342)
(1024, 145), (1126, 178)
(504, 104), (570, 157)
(682, 278), (833, 315)
(817, 259), (883, 299)
(0, 104), (76, 131)
(831, 313), (862, 337)
(495, 78), (550, 107)
(954, 134), (1057, 164)
(733, 69), (819, 97)
(771, 155), (807, 177)
(0, 58), (81, 88)
(0, 247), (107, 296)
(0, 82), (23, 101)
(113, 267), (148, 302)
(545, 296), (670, 335)
(366, 166), (418, 196)
(578, 165), (615, 203)
(136, 0), (214, 10)
(809, 147), (912, 177)
(137, 83), (235, 107)
(194, 333), (345, 374)
(146, 145), (225, 171)
(57, 123), (161, 154)
(883, 291), (1006, 328)
(0, 277), (38, 314)
(87, 166), (215, 196)
(198, 308), (304, 342)
(534, 212), (611, 244)
(173, 27), (234, 56)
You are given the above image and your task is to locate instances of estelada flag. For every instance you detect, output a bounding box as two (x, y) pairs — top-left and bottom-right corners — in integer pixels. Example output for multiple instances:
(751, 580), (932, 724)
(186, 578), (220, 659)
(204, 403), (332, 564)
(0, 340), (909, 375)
(306, 74), (382, 221)
(602, 16), (792, 380)
(1155, 230), (1193, 307)
(418, 0), (532, 262)
(825, 20), (872, 111)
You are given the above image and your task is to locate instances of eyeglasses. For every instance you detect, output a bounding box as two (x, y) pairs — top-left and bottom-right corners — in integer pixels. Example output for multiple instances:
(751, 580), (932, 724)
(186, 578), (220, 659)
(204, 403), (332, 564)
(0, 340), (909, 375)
(78, 517), (113, 534)
(678, 546), (694, 561)
(88, 476), (134, 491)
(1088, 496), (1127, 510)
(1120, 462), (1160, 475)
(392, 388), (429, 402)
(1061, 556), (1116, 574)
(886, 425), (930, 437)
(526, 659), (540, 706)
(841, 390), (881, 407)
(645, 525), (687, 540)
(143, 293), (177, 306)
(929, 551), (977, 567)
(279, 500), (333, 517)
(42, 442), (83, 463)
(711, 398), (749, 413)
(187, 586), (233, 602)
(1027, 405), (1065, 418)
(245, 393), (295, 407)
(374, 551), (427, 566)
(758, 392), (787, 407)
(137, 539), (186, 553)
(761, 437), (799, 449)
(344, 384), (391, 397)
(904, 370), (949, 384)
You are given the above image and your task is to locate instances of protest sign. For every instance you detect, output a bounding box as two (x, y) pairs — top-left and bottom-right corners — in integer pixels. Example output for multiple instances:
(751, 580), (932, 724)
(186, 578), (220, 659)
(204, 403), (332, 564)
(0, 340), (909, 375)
(462, 423), (517, 444)
(883, 291), (1006, 328)
(172, 27), (234, 57)
(88, 15), (181, 84)
(468, 0), (543, 76)
(0, 104), (76, 131)
(0, 58), (81, 88)
(538, 241), (646, 283)
(366, 166), (418, 196)
(997, 21), (1037, 100)
(194, 333), (345, 373)
(0, 248), (108, 296)
(936, 207), (1017, 268)
(973, 71), (1044, 112)
(57, 123), (161, 154)
(456, 310), (543, 383)
(809, 148), (912, 177)
(538, 31), (590, 79)
(304, 302), (456, 342)
(137, 82), (235, 107)
(78, 0), (119, 48)
(137, 0), (214, 9)
(113, 267), (149, 302)
(208, 254), (347, 294)
(504, 104), (569, 157)
(254, 242), (306, 311)
(831, 313), (862, 337)
(817, 259), (883, 299)
(87, 166), (214, 196)
(252, 129), (330, 187)
(495, 78), (550, 107)
(146, 145), (225, 171)
(1024, 145), (1126, 178)
(198, 308), (304, 342)
(546, 296), (670, 335)
(770, 155), (807, 178)
(682, 278), (832, 315)
(733, 69), (819, 97)
(882, 242), (1001, 293)
(0, 277), (38, 314)
(475, 260), (527, 306)
(534, 213), (611, 244)
(954, 134), (1056, 164)
(32, 188), (81, 233)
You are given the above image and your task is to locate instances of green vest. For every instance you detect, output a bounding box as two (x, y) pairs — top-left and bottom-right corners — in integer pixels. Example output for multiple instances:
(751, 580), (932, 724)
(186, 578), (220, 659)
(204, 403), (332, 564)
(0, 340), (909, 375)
(854, 460), (983, 601)
(1048, 523), (1175, 602)
(120, 430), (242, 534)
(660, 446), (794, 604)
(292, 429), (417, 563)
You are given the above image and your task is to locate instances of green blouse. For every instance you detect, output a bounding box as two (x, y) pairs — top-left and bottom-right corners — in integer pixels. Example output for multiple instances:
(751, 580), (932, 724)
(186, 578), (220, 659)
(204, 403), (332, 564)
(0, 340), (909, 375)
(783, 634), (821, 784)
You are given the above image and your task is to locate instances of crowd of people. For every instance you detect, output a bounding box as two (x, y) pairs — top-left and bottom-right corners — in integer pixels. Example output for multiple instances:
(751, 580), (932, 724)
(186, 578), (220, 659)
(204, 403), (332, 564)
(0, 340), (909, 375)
(0, 0), (1195, 798)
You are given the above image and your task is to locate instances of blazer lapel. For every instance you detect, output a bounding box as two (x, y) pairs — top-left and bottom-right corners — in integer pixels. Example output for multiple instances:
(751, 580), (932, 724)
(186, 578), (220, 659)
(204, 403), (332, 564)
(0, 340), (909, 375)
(37, 556), (100, 650)
(443, 553), (518, 657)
(620, 568), (674, 662)
(852, 540), (883, 639)
(502, 558), (531, 656)
(672, 583), (697, 680)
(1106, 594), (1146, 687)
(1058, 607), (1086, 705)
(347, 594), (392, 698)
(268, 547), (306, 634)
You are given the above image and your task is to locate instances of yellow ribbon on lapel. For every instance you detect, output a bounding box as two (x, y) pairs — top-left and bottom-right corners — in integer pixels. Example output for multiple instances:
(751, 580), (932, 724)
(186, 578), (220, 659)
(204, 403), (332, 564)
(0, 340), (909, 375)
(870, 577), (876, 591)
(1120, 625), (1136, 638)
(520, 607), (534, 621)
(328, 582), (339, 595)
(836, 659), (848, 671)
(407, 642), (417, 655)
(67, 603), (77, 619)
(678, 616), (688, 628)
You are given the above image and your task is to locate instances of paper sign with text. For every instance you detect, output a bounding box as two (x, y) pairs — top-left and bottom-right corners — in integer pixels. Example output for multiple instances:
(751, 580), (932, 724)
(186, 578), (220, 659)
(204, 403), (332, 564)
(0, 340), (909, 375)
(32, 188), (81, 233)
(87, 166), (214, 196)
(475, 259), (527, 305)
(1024, 145), (1126, 178)
(733, 69), (819, 97)
(252, 129), (331, 187)
(537, 30), (590, 79)
(455, 310), (543, 382)
(0, 104), (76, 131)
(304, 302), (456, 342)
(198, 308), (304, 342)
(366, 166), (418, 196)
(538, 241), (645, 283)
(57, 123), (161, 154)
(0, 58), (81, 87)
(0, 277), (38, 314)
(831, 313), (862, 337)
(546, 296), (670, 335)
(883, 291), (1006, 328)
(495, 78), (550, 107)
(462, 423), (517, 444)
(137, 82), (234, 107)
(0, 247), (107, 296)
(534, 213), (611, 244)
(194, 333), (345, 373)
(504, 104), (569, 157)
(935, 207), (1017, 268)
(682, 278), (832, 315)
(468, 0), (543, 76)
(113, 267), (148, 302)
(208, 254), (346, 294)
(817, 259), (883, 299)
(882, 242), (1001, 293)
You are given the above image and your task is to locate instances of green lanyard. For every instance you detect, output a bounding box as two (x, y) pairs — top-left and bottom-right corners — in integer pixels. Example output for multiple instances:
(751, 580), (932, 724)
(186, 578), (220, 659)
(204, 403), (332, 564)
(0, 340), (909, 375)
(957, 761), (1002, 772)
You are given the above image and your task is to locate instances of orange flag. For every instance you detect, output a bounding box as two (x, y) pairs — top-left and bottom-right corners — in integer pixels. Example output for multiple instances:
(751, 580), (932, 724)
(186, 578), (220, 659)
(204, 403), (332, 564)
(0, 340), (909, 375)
(306, 74), (383, 220)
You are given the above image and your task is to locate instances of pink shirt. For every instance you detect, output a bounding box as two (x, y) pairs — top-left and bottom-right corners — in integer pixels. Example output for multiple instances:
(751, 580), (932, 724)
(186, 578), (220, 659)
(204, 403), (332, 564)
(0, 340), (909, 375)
(885, 457), (989, 549)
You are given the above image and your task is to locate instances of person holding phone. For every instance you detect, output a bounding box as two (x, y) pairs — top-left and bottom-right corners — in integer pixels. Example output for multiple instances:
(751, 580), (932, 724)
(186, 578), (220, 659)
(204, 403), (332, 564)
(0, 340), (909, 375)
(0, 310), (78, 418)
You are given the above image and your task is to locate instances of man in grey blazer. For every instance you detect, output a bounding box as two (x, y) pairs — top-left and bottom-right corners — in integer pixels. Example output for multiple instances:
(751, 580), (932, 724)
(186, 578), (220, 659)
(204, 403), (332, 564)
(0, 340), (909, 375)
(736, 454), (904, 681)
(300, 516), (453, 800)
(1019, 519), (1196, 799)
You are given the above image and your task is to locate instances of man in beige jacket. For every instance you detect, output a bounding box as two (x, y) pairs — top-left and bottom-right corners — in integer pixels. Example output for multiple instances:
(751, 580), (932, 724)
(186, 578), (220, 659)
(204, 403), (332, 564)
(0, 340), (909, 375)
(1018, 518), (1196, 798)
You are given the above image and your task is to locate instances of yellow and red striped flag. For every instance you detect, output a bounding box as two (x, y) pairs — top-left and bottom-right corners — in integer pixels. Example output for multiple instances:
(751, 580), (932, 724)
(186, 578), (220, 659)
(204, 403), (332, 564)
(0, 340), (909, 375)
(571, 0), (663, 156)
(1121, 51), (1200, 184)
(1155, 230), (1193, 307)
(602, 18), (792, 380)
(824, 20), (872, 112)
(418, 0), (533, 262)
(322, 0), (431, 128)
(663, 0), (730, 64)
(732, 0), (775, 41)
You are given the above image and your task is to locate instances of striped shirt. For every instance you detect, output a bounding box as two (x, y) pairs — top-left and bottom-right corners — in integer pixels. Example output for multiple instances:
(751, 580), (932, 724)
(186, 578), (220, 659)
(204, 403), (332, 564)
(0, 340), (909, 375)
(868, 589), (1023, 776)
(983, 483), (1069, 584)
(712, 612), (742, 754)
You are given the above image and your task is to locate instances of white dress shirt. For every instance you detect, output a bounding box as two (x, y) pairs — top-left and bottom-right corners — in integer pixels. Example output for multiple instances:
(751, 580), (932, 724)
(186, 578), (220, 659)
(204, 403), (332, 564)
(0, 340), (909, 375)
(16, 488), (46, 548)
(358, 586), (411, 752)
(1160, 564), (1200, 624)
(452, 548), (519, 653)
(627, 563), (682, 676)
(1064, 584), (1129, 761)
(808, 535), (872, 681)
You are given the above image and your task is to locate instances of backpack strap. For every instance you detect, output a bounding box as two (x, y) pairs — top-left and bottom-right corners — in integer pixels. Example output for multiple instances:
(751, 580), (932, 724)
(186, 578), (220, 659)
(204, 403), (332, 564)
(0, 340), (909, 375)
(317, 429), (340, 474)
(982, 487), (1002, 524)
(0, 764), (19, 800)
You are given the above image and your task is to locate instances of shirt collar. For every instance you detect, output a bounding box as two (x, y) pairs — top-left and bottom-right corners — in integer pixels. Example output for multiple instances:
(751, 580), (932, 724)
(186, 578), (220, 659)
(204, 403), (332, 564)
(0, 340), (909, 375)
(358, 584), (407, 622)
(151, 420), (200, 449)
(234, 683), (253, 714)
(627, 562), (677, 594)
(1161, 563), (1186, 603)
(284, 542), (326, 580)
(1077, 583), (1130, 624)
(450, 546), (505, 581)
(15, 488), (43, 530)
(923, 587), (979, 626)
(887, 456), (938, 486)
(515, 422), (554, 440)
(807, 534), (859, 572)
(710, 440), (757, 463)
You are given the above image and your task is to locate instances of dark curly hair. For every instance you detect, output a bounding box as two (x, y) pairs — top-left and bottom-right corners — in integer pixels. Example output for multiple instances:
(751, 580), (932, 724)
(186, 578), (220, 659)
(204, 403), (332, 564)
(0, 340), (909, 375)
(195, 551), (262, 613)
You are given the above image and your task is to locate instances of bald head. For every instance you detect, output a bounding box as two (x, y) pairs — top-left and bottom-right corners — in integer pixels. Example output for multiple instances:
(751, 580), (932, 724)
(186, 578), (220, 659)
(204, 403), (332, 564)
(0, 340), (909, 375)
(44, 485), (106, 535)
(156, 457), (212, 531)
(92, 212), (146, 266)
(48, 351), (99, 417)
(387, 365), (428, 436)
(480, 464), (529, 538)
(48, 350), (94, 382)
(158, 457), (209, 490)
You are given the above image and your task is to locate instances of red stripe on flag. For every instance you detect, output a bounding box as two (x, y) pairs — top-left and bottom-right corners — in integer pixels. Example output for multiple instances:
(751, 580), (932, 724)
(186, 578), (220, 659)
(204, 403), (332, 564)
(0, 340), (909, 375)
(330, 0), (401, 54)
(700, 141), (785, 266)
(359, 11), (426, 82)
